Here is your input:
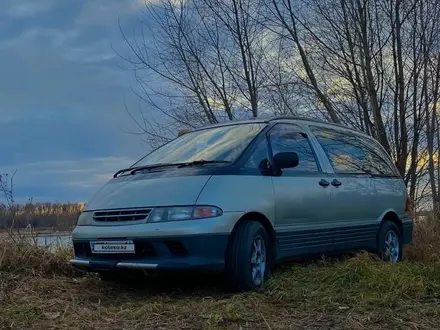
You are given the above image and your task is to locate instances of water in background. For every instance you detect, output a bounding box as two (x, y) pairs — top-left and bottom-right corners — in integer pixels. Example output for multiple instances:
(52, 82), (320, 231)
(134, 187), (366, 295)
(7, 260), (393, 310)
(35, 233), (72, 249)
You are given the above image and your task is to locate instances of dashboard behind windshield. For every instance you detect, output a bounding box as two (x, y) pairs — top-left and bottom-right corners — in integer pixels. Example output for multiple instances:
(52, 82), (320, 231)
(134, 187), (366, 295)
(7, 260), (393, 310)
(132, 123), (267, 168)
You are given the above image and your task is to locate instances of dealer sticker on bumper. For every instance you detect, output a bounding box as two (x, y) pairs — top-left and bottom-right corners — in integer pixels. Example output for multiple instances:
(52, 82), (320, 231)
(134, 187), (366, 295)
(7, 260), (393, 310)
(90, 240), (135, 254)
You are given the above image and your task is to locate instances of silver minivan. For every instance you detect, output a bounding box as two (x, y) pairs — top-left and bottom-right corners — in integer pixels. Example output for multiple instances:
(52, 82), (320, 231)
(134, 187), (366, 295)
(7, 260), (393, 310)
(70, 117), (413, 291)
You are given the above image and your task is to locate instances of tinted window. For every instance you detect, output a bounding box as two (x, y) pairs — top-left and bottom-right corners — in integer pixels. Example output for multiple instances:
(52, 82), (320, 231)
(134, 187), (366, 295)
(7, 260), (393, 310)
(311, 127), (396, 176)
(244, 138), (270, 169)
(269, 124), (319, 172)
(358, 139), (397, 176)
(133, 123), (266, 167)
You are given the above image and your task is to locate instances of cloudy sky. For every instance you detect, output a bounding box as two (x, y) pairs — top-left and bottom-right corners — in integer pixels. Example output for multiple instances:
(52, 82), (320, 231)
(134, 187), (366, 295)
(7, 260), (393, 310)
(0, 0), (155, 203)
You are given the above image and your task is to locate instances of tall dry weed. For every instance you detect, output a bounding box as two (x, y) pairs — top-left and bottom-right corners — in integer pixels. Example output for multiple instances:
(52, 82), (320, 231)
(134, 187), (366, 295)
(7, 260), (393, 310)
(0, 240), (81, 277)
(404, 213), (440, 263)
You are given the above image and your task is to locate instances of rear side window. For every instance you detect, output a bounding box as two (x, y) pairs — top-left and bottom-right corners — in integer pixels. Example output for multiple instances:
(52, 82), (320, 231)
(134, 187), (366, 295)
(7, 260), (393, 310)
(269, 124), (319, 173)
(311, 127), (396, 176)
(357, 138), (398, 176)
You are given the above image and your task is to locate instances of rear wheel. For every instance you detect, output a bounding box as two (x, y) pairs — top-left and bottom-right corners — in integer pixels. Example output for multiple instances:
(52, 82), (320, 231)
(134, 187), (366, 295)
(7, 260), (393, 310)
(377, 220), (402, 262)
(226, 221), (270, 291)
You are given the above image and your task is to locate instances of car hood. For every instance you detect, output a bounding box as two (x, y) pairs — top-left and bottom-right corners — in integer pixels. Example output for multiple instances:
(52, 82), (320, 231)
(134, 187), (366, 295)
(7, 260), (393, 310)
(83, 172), (212, 211)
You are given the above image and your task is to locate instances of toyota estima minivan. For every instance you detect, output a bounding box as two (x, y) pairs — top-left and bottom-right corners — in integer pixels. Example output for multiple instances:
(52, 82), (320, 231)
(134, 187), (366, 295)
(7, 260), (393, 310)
(71, 117), (413, 291)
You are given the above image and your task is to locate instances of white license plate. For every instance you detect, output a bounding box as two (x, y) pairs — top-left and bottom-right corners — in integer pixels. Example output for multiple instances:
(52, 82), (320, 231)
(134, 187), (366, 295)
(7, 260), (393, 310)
(90, 240), (135, 254)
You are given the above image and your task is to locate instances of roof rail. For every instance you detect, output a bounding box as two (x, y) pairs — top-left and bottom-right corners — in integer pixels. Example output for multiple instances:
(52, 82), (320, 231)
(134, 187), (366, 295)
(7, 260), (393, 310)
(267, 116), (368, 135)
(268, 116), (331, 124)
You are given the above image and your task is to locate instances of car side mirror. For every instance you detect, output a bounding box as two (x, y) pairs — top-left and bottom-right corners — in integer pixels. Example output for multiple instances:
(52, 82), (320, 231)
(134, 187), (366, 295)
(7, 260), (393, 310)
(273, 152), (299, 169)
(258, 158), (270, 170)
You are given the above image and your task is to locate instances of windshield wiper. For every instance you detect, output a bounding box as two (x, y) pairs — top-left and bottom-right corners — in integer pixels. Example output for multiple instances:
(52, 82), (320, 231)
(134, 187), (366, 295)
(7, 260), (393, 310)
(177, 160), (231, 167)
(113, 167), (137, 178)
(113, 160), (231, 178)
(113, 163), (179, 178)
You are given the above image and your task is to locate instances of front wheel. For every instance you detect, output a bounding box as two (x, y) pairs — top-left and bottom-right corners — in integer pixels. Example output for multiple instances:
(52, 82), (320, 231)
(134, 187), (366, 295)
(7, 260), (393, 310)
(377, 220), (402, 262)
(226, 221), (270, 291)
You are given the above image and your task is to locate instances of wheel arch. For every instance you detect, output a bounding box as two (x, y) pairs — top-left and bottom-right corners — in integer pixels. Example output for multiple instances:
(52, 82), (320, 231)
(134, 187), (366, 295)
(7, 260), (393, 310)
(380, 210), (403, 235)
(377, 210), (404, 262)
(227, 212), (277, 263)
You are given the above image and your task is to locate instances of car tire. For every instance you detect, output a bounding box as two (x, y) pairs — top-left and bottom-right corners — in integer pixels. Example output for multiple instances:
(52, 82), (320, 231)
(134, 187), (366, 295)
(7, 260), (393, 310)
(226, 221), (270, 292)
(377, 220), (403, 263)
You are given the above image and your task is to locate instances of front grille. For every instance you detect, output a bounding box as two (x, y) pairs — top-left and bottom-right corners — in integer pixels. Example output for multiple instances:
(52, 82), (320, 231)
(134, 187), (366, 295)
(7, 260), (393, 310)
(93, 208), (151, 222)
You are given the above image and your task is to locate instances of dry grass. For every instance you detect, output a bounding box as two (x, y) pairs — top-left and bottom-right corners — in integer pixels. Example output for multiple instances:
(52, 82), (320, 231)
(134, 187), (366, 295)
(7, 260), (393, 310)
(404, 215), (440, 263)
(2, 218), (440, 329)
(0, 241), (80, 278)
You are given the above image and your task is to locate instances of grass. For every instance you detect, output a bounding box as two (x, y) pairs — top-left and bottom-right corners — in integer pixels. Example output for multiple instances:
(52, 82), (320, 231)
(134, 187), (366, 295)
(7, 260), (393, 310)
(405, 215), (440, 263)
(1, 217), (440, 329)
(2, 254), (440, 329)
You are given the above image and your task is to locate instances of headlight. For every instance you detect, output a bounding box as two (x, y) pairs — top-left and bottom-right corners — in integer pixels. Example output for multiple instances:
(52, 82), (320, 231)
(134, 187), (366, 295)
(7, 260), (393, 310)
(148, 206), (222, 222)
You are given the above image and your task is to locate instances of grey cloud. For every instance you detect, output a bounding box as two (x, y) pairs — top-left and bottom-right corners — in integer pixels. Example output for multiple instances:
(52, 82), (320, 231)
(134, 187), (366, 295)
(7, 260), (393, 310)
(0, 27), (80, 53)
(3, 0), (55, 18)
(2, 156), (136, 202)
(0, 0), (158, 201)
(0, 27), (137, 125)
(75, 0), (142, 27)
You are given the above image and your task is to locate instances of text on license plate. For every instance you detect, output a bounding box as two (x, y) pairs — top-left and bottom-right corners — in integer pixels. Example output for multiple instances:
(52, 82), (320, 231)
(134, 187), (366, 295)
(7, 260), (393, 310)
(90, 240), (135, 254)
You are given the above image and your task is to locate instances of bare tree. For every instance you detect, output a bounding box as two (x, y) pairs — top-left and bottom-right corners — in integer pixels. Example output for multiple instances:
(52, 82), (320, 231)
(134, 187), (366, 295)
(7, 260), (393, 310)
(119, 0), (277, 147)
(198, 0), (271, 118)
(0, 171), (22, 244)
(266, 0), (340, 123)
(121, 0), (440, 210)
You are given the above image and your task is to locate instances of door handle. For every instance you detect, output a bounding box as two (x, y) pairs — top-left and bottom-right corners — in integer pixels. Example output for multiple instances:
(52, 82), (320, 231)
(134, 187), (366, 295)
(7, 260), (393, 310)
(319, 179), (330, 187)
(331, 179), (342, 187)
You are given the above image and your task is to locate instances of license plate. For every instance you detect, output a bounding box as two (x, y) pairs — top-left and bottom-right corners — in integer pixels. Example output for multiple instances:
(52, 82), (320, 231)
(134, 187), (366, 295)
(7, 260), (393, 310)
(90, 240), (135, 254)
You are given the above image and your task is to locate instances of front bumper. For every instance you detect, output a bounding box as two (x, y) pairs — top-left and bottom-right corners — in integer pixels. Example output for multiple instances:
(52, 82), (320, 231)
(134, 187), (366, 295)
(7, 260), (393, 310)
(70, 212), (243, 272)
(71, 234), (230, 272)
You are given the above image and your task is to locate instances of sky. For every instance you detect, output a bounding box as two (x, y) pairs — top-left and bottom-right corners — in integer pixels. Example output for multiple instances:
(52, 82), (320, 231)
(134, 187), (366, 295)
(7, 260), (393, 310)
(0, 0), (157, 203)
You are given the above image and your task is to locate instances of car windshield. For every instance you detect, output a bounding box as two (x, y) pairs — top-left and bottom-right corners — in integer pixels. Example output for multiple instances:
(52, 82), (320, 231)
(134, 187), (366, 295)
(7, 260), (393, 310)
(132, 123), (266, 167)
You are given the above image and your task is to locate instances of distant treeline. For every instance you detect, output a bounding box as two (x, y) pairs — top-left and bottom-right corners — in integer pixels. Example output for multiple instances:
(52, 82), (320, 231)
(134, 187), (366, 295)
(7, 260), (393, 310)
(0, 202), (84, 231)
(0, 201), (431, 232)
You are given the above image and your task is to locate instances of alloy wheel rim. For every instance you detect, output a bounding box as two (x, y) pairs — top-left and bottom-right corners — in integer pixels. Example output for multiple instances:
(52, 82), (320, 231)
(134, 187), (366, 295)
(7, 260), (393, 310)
(384, 230), (400, 262)
(251, 235), (266, 286)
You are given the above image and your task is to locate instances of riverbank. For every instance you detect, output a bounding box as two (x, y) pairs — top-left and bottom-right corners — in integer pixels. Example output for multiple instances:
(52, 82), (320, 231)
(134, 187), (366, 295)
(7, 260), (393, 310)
(0, 228), (71, 235)
(0, 230), (72, 250)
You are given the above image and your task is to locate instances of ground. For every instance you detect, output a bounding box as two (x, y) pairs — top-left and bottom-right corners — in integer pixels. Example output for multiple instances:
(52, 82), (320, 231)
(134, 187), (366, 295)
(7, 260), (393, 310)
(1, 218), (439, 330)
(1, 250), (440, 330)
